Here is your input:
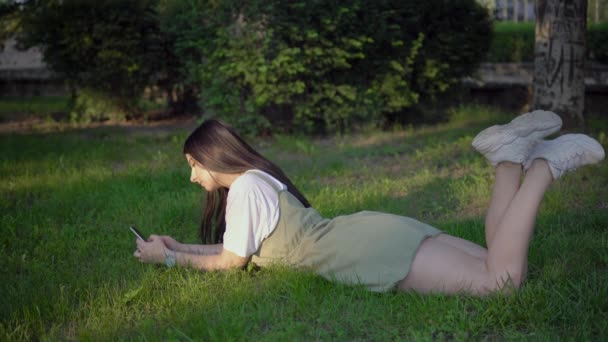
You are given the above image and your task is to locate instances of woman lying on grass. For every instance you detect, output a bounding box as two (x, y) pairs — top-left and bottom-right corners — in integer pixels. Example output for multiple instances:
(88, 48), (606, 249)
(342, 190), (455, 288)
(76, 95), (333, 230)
(134, 111), (605, 295)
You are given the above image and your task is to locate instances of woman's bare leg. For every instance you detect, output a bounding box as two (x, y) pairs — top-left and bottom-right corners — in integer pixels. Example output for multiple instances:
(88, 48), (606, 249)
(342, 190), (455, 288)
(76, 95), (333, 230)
(484, 162), (522, 249)
(399, 130), (604, 295)
(484, 159), (552, 287)
(429, 161), (521, 260)
(398, 159), (552, 294)
(434, 234), (487, 260)
(398, 236), (491, 294)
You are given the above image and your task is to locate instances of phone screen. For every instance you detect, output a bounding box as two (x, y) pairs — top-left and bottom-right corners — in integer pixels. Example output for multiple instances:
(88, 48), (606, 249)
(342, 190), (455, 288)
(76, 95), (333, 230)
(130, 225), (145, 241)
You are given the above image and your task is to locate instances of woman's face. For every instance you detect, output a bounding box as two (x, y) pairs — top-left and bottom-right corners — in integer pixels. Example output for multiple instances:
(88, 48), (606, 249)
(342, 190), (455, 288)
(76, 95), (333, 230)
(185, 154), (221, 191)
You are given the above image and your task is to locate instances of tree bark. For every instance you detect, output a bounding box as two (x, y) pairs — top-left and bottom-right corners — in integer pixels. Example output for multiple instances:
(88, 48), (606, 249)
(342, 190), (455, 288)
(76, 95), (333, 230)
(533, 0), (587, 129)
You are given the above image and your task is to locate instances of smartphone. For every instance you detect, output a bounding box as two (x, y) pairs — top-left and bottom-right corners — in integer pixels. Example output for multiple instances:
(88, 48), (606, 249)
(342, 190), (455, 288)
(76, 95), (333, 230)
(129, 225), (145, 241)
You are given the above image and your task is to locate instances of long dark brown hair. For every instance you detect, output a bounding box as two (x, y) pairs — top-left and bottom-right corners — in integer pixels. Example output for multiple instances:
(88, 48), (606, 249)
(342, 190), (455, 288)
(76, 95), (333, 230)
(183, 119), (311, 244)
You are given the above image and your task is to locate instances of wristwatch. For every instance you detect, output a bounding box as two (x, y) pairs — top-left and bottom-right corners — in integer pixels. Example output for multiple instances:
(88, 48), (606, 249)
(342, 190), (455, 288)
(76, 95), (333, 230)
(165, 249), (177, 267)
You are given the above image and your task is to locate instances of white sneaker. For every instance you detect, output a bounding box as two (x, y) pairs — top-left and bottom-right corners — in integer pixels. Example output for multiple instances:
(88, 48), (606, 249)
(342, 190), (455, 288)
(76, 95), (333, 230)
(524, 134), (605, 179)
(472, 110), (562, 166)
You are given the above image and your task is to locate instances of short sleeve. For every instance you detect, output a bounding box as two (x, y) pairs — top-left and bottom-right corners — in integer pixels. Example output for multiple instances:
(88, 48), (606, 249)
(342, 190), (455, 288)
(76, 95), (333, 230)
(222, 172), (282, 257)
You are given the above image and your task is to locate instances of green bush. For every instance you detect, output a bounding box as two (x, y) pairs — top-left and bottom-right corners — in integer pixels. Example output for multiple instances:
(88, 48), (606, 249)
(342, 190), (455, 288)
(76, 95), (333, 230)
(17, 0), (165, 113)
(161, 0), (492, 133)
(69, 89), (128, 123)
(487, 22), (608, 64)
(486, 22), (535, 63)
(588, 23), (608, 65)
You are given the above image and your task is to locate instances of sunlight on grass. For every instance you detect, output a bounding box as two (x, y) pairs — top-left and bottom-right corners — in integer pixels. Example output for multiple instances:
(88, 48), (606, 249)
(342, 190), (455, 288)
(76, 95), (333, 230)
(2, 105), (607, 340)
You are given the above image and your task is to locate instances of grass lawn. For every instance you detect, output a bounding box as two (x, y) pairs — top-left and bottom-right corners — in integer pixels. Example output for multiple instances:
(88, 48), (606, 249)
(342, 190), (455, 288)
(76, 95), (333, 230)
(0, 96), (70, 120)
(1, 106), (607, 340)
(0, 96), (167, 125)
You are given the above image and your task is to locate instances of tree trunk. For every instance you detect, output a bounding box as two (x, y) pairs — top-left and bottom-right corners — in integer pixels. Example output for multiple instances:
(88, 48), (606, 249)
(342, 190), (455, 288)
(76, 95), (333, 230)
(533, 0), (587, 129)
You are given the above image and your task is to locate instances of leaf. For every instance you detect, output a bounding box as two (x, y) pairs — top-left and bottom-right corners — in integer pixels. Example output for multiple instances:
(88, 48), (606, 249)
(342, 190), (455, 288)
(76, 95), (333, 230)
(336, 85), (356, 101)
(389, 61), (405, 73)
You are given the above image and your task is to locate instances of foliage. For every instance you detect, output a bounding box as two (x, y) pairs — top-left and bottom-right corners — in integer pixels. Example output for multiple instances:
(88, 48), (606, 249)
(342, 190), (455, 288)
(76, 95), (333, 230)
(157, 0), (243, 127)
(160, 0), (492, 133)
(9, 0), (491, 130)
(486, 22), (535, 63)
(0, 0), (20, 47)
(68, 89), (128, 123)
(8, 1), (607, 130)
(16, 0), (165, 115)
(487, 22), (608, 64)
(588, 22), (608, 64)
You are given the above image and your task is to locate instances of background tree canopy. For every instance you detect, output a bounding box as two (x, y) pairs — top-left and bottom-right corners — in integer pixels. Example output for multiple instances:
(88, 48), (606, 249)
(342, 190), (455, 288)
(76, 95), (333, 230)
(10, 0), (492, 133)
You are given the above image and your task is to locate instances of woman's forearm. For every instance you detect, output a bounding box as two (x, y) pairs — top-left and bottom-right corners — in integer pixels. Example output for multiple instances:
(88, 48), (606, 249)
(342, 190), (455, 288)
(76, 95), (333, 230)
(175, 243), (223, 255)
(175, 252), (228, 271)
(173, 249), (249, 271)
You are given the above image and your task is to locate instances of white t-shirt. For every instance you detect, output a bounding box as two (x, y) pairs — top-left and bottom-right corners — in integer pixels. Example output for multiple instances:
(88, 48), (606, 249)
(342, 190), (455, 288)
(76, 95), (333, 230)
(223, 170), (287, 257)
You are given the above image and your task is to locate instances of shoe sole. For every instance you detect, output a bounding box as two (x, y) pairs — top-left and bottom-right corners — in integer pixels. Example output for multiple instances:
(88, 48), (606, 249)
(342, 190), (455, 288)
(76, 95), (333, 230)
(472, 110), (562, 154)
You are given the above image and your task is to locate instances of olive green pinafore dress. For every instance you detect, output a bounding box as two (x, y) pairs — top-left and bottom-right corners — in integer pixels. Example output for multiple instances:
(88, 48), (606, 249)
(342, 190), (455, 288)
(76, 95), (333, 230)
(249, 171), (442, 292)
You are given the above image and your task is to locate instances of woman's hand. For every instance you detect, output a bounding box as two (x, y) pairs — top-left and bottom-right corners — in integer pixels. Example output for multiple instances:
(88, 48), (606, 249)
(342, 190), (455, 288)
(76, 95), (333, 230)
(133, 235), (169, 264)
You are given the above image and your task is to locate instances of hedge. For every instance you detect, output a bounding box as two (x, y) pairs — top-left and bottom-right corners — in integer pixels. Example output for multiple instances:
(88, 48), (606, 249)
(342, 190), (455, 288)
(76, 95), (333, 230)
(487, 22), (608, 64)
(161, 0), (492, 134)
